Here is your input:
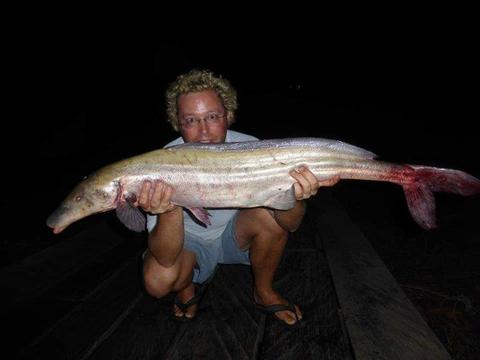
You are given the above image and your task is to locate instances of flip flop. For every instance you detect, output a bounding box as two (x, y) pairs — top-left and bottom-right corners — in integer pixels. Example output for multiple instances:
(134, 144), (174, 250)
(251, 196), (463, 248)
(173, 273), (215, 322)
(254, 300), (302, 327)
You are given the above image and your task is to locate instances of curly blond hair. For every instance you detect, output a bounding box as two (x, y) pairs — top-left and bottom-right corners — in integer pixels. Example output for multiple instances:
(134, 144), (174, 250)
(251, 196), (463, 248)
(165, 69), (238, 131)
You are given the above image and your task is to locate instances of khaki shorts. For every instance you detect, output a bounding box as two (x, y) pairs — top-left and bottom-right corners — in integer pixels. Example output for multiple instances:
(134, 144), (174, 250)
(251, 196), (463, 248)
(144, 214), (250, 284)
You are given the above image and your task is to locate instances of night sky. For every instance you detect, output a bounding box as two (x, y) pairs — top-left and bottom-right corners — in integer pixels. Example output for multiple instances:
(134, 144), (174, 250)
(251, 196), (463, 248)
(4, 27), (478, 244)
(22, 33), (477, 157)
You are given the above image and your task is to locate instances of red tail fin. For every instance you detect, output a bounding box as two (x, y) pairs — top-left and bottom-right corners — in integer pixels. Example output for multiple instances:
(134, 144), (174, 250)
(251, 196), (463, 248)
(402, 166), (480, 229)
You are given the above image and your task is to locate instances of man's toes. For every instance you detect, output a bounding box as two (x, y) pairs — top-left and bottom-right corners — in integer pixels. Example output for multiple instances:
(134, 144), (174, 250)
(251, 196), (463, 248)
(173, 304), (197, 318)
(275, 310), (297, 325)
(274, 305), (302, 325)
(173, 304), (184, 317)
(285, 313), (297, 325)
(294, 304), (303, 320)
(184, 305), (197, 318)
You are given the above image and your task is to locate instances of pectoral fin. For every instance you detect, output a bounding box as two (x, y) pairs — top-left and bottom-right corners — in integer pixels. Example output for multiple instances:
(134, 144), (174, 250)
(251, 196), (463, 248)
(186, 207), (212, 226)
(116, 200), (146, 232)
(265, 186), (297, 210)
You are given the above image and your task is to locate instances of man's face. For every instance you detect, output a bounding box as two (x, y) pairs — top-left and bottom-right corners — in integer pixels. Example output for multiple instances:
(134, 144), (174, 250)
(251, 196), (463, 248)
(177, 90), (229, 143)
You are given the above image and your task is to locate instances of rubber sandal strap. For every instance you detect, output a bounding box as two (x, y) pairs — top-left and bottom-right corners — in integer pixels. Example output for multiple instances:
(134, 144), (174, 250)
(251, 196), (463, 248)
(174, 280), (212, 312)
(255, 301), (299, 321)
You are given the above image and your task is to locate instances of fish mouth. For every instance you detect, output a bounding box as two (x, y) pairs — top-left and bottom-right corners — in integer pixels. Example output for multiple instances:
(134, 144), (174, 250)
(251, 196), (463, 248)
(46, 205), (71, 234)
(52, 225), (67, 234)
(46, 204), (116, 234)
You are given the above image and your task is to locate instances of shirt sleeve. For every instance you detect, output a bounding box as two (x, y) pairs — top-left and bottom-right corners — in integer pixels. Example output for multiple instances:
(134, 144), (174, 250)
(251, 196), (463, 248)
(146, 214), (157, 232)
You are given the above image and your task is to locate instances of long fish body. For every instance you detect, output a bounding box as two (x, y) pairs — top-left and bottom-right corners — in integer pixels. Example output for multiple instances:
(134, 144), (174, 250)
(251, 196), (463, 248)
(47, 138), (480, 234)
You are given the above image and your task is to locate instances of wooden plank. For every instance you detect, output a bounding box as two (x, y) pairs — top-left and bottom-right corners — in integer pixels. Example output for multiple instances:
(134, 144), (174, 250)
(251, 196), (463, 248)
(156, 265), (257, 360)
(2, 235), (145, 356)
(19, 250), (144, 360)
(163, 310), (244, 360)
(259, 249), (353, 360)
(86, 292), (181, 360)
(312, 193), (452, 360)
(0, 219), (130, 309)
(88, 250), (351, 360)
(89, 266), (257, 360)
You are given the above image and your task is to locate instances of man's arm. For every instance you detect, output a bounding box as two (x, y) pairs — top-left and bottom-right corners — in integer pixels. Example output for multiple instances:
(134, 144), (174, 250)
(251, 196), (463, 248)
(138, 181), (183, 268)
(272, 200), (306, 232)
(273, 167), (340, 232)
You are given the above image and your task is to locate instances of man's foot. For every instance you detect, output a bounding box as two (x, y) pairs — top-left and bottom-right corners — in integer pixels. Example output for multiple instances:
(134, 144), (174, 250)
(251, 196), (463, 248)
(173, 282), (198, 320)
(253, 290), (302, 326)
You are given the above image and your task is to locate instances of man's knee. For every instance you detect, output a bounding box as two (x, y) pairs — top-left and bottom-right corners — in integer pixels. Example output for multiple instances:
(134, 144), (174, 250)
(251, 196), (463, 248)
(142, 250), (185, 298)
(237, 208), (288, 244)
(142, 250), (196, 298)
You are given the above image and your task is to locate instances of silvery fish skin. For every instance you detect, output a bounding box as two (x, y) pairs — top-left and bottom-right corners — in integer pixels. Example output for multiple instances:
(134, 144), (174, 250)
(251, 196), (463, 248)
(46, 138), (480, 234)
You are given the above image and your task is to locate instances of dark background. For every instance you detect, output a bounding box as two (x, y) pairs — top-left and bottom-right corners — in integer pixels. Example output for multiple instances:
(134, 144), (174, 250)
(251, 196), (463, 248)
(2, 16), (478, 358)
(3, 23), (478, 264)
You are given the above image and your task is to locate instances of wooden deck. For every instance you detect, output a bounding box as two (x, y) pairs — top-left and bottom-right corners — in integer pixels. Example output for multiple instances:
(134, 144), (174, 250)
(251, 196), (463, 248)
(1, 192), (451, 359)
(312, 193), (452, 360)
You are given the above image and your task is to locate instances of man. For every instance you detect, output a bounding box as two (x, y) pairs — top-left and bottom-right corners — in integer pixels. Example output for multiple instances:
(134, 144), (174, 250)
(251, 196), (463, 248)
(139, 69), (338, 326)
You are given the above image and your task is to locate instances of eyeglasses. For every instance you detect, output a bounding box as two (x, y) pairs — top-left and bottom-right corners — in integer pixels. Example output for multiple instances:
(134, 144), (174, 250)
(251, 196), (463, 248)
(179, 112), (225, 129)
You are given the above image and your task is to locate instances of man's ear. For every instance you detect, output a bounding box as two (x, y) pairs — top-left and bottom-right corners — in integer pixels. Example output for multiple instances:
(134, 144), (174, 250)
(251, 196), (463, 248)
(226, 111), (234, 124)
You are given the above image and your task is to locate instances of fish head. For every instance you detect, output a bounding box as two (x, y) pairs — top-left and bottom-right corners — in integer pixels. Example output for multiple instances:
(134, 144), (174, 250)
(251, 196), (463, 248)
(46, 174), (119, 234)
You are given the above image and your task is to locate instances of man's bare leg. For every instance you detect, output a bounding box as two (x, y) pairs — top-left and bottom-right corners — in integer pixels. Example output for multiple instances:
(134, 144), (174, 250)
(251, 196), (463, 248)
(143, 248), (199, 318)
(236, 208), (303, 325)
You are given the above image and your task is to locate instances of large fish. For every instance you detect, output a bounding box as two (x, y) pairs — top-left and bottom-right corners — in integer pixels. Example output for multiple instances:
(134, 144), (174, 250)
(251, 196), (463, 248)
(47, 138), (480, 234)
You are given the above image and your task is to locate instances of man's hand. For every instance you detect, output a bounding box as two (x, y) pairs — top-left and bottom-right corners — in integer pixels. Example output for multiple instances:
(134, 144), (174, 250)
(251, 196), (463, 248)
(138, 180), (178, 214)
(289, 166), (340, 200)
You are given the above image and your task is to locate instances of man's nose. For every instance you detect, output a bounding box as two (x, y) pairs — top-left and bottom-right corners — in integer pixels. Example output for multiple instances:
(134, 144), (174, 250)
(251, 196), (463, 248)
(199, 118), (209, 132)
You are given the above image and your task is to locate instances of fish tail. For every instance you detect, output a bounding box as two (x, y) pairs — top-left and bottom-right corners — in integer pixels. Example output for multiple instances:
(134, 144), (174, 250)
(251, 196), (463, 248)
(402, 165), (480, 229)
